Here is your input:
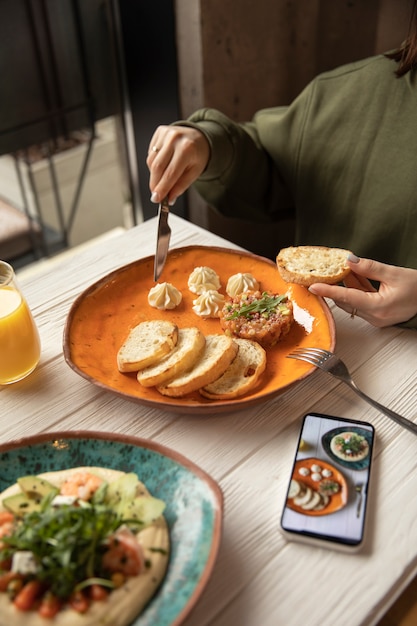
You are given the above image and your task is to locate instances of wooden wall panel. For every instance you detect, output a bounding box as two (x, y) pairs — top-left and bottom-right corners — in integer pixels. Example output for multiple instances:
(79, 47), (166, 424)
(176, 0), (411, 119)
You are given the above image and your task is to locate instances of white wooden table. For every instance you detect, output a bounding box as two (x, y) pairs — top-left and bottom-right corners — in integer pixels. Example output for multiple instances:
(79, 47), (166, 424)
(3, 214), (417, 626)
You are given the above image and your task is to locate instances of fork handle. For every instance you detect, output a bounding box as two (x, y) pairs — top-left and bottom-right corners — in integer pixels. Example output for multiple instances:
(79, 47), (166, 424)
(356, 492), (363, 518)
(346, 381), (417, 436)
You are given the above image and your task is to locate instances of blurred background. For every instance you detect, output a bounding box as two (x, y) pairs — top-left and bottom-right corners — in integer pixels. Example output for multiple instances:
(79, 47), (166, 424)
(0, 0), (413, 267)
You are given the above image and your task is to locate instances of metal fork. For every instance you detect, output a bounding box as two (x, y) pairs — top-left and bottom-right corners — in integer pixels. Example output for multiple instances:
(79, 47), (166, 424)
(287, 347), (417, 436)
(355, 483), (364, 518)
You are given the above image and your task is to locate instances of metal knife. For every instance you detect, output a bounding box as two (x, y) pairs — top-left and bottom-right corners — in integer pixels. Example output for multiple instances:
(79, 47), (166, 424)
(154, 197), (171, 281)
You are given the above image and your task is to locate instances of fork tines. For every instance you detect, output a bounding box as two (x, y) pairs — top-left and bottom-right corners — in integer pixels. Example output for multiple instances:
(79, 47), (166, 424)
(290, 347), (332, 356)
(286, 347), (333, 366)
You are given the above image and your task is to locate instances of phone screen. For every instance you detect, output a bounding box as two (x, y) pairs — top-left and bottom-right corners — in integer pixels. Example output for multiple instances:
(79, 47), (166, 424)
(280, 413), (375, 549)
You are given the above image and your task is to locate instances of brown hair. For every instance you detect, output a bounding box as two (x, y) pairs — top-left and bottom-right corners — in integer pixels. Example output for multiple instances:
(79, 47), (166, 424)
(386, 0), (417, 76)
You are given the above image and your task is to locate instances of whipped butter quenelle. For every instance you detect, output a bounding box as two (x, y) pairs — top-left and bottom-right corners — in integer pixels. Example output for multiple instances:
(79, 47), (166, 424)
(0, 261), (41, 384)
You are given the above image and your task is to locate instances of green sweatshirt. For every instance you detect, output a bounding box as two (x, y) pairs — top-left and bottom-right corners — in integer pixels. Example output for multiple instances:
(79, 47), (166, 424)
(181, 54), (417, 328)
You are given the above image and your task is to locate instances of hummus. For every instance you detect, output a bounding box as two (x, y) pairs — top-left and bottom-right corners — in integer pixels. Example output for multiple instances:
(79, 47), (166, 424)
(330, 432), (369, 462)
(0, 467), (169, 626)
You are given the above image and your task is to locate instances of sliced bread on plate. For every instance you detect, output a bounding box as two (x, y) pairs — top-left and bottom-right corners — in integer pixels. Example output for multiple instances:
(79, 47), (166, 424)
(157, 334), (238, 397)
(117, 320), (178, 373)
(276, 245), (351, 286)
(137, 327), (206, 387)
(199, 338), (266, 400)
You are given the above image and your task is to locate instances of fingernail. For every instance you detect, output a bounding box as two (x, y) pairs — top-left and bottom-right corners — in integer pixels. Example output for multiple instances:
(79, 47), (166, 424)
(168, 197), (177, 207)
(308, 286), (318, 294)
(348, 252), (360, 264)
(150, 192), (159, 203)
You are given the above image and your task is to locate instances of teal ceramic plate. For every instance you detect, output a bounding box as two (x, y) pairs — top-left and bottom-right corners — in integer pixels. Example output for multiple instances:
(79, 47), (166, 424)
(322, 426), (373, 471)
(0, 431), (223, 626)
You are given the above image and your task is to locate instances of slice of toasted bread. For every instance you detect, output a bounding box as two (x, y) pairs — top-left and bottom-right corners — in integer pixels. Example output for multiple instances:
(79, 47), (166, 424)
(199, 338), (266, 400)
(157, 334), (238, 397)
(117, 320), (178, 373)
(137, 327), (206, 387)
(276, 245), (351, 286)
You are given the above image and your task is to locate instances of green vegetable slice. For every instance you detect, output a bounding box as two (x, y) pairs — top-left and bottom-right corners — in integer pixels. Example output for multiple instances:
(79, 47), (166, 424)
(0, 502), (122, 600)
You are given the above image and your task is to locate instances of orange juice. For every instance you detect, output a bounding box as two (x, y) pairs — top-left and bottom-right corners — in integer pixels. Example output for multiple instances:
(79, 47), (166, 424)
(0, 285), (41, 384)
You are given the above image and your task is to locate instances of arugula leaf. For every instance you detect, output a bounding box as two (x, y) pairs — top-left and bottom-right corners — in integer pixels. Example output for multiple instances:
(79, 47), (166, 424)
(334, 433), (366, 454)
(0, 503), (122, 600)
(226, 292), (288, 320)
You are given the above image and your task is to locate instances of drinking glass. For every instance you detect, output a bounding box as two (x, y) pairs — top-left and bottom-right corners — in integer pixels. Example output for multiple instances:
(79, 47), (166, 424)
(0, 261), (41, 384)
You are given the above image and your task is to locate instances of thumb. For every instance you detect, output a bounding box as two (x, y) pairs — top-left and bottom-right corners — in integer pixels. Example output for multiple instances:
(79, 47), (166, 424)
(347, 254), (395, 283)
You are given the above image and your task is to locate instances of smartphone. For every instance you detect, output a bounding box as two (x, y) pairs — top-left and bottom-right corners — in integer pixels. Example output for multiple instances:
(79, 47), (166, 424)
(280, 412), (375, 552)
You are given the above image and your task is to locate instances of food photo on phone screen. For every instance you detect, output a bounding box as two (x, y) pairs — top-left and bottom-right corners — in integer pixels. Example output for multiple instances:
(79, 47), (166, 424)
(280, 412), (375, 552)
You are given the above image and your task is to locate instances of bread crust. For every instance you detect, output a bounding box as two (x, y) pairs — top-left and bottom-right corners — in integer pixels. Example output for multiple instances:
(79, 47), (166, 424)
(137, 327), (205, 387)
(199, 338), (266, 400)
(276, 246), (351, 286)
(157, 334), (238, 397)
(117, 320), (178, 372)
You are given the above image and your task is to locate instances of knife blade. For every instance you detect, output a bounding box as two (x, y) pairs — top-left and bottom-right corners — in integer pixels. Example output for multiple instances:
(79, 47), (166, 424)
(154, 197), (171, 281)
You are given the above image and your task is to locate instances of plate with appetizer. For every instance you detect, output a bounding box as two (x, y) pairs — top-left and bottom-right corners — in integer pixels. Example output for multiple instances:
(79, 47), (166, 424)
(322, 427), (373, 470)
(0, 431), (222, 626)
(64, 245), (336, 414)
(286, 457), (348, 516)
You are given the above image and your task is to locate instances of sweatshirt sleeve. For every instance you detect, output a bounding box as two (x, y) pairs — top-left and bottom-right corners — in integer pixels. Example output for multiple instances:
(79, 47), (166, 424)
(175, 107), (295, 223)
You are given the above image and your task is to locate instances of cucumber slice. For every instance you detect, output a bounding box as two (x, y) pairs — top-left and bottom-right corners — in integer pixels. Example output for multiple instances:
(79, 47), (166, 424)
(122, 496), (166, 525)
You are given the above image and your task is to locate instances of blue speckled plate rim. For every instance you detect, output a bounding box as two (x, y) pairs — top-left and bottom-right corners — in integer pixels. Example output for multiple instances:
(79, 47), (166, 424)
(321, 426), (372, 471)
(0, 430), (224, 626)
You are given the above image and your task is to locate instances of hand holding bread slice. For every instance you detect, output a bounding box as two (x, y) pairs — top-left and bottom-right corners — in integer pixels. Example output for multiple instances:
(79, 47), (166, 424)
(276, 246), (351, 286)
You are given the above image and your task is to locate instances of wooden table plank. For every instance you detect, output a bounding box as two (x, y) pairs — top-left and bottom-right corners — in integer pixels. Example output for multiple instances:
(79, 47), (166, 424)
(1, 214), (415, 626)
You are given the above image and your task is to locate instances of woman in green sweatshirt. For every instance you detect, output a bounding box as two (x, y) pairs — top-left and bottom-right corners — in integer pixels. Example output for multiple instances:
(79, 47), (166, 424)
(147, 1), (417, 329)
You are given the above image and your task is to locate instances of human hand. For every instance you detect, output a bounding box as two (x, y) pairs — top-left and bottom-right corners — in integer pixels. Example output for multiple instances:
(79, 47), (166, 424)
(308, 254), (417, 327)
(147, 125), (210, 206)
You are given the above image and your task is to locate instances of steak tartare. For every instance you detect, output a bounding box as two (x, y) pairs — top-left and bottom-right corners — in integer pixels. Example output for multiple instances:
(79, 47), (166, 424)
(219, 290), (294, 347)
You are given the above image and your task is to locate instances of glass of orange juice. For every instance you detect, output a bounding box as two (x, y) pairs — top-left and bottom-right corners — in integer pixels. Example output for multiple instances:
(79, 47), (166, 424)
(0, 261), (41, 384)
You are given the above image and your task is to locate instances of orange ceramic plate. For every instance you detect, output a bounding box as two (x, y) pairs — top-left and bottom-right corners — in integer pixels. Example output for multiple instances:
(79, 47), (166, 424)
(287, 457), (348, 517)
(63, 245), (335, 414)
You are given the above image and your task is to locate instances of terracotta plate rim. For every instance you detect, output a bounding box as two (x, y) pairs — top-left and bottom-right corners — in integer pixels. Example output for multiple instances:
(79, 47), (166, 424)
(63, 245), (336, 414)
(287, 456), (348, 517)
